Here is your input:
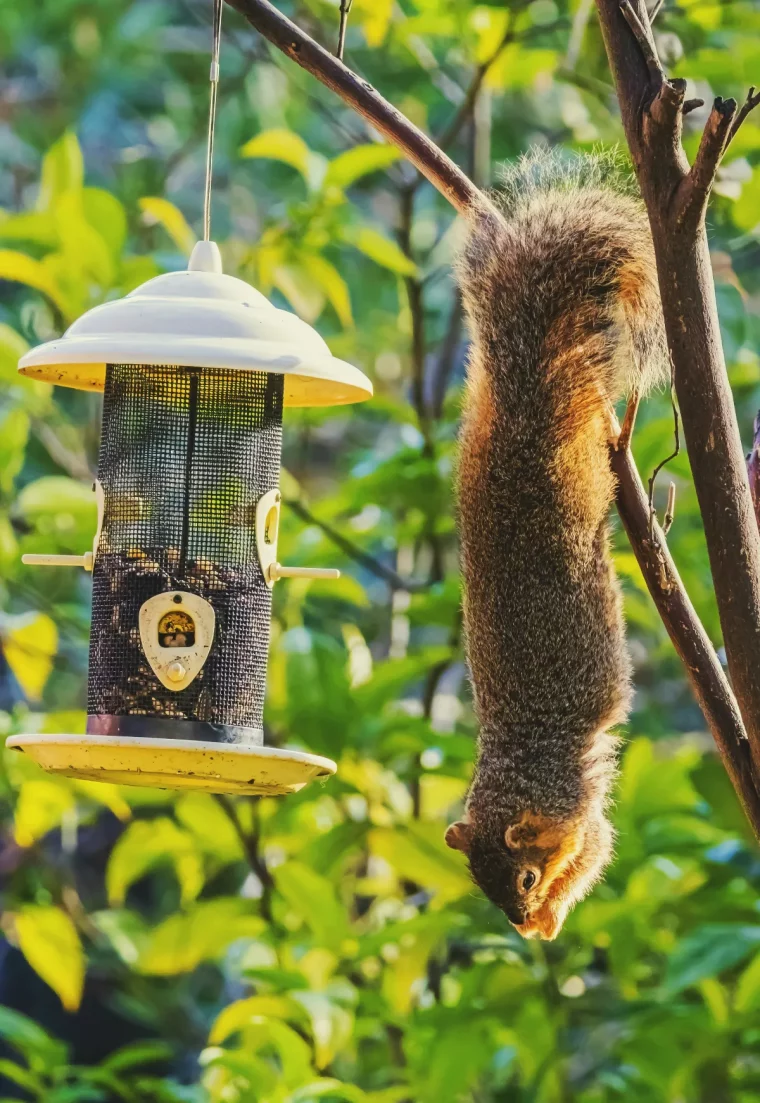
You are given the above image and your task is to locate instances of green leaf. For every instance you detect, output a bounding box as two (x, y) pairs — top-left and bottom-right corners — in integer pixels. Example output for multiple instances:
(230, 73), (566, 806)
(735, 951), (760, 1013)
(106, 818), (204, 907)
(0, 210), (58, 246)
(37, 132), (84, 211)
(139, 197), (196, 255)
(340, 226), (417, 275)
(324, 145), (401, 190)
(101, 1040), (173, 1072)
(276, 862), (349, 950)
(137, 898), (264, 975)
(288, 1080), (367, 1103)
(370, 822), (472, 903)
(82, 188), (127, 259)
(209, 995), (306, 1045)
(13, 778), (73, 848)
(16, 475), (96, 542)
(274, 262), (326, 323)
(301, 253), (353, 328)
(664, 924), (760, 994)
(14, 905), (85, 1012)
(3, 611), (58, 702)
(0, 1005), (68, 1068)
(240, 129), (312, 180)
(0, 408), (29, 496)
(0, 249), (67, 314)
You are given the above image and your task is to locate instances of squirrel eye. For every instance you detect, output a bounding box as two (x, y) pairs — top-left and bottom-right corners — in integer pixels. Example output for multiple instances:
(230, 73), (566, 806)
(521, 870), (536, 892)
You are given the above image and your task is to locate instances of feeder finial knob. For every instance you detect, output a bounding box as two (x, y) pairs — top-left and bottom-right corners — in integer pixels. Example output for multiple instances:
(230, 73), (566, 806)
(188, 240), (223, 275)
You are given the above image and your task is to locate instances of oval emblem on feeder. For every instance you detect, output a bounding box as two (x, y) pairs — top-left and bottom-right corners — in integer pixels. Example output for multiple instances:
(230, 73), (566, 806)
(139, 591), (215, 692)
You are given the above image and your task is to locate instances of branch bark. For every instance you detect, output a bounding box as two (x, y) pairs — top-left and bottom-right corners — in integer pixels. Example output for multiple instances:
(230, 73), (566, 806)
(611, 433), (760, 836)
(225, 0), (760, 833)
(595, 0), (760, 775)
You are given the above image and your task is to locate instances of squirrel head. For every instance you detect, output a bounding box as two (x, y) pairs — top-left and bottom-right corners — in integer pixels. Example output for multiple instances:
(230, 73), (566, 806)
(445, 809), (613, 939)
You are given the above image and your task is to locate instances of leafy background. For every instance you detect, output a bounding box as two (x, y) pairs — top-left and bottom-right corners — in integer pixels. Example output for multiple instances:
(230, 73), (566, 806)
(2, 0), (760, 1099)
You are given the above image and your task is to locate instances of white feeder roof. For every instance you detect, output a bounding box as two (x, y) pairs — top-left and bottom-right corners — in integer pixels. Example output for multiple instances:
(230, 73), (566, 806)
(18, 241), (373, 408)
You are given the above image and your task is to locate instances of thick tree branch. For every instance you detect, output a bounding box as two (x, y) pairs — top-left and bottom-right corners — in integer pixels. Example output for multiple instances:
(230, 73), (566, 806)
(595, 0), (760, 780)
(611, 429), (760, 836)
(225, 0), (760, 833)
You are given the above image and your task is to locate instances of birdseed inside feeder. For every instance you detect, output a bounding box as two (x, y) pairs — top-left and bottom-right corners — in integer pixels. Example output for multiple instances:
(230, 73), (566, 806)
(7, 240), (372, 795)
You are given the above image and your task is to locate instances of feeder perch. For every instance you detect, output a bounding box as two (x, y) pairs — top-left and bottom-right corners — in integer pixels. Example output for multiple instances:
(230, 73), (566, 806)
(8, 241), (372, 795)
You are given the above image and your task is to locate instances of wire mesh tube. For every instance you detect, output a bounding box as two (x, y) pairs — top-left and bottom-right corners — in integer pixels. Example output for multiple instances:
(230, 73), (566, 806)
(86, 363), (284, 744)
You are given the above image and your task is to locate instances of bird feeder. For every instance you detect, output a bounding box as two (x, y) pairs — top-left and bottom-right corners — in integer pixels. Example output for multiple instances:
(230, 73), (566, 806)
(7, 240), (372, 795)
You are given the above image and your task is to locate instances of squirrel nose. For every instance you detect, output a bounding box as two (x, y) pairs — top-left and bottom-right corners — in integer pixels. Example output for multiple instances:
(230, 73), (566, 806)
(504, 904), (526, 925)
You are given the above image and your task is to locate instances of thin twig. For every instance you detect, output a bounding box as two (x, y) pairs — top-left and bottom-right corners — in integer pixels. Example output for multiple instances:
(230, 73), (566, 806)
(336, 0), (352, 60)
(676, 96), (737, 225)
(435, 8), (519, 153)
(663, 481), (676, 535)
(616, 390), (640, 452)
(214, 794), (274, 921)
(727, 85), (760, 148)
(619, 0), (664, 78)
(647, 385), (680, 537)
(284, 498), (429, 592)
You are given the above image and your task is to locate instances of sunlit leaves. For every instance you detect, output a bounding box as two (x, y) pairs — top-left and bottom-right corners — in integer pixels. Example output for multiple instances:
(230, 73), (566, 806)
(339, 226), (417, 276)
(13, 905), (85, 1011)
(139, 196), (196, 255)
(2, 612), (58, 700)
(138, 898), (265, 975)
(241, 129), (316, 183)
(37, 131), (84, 211)
(5, 5), (760, 1101)
(13, 778), (74, 848)
(106, 817), (204, 907)
(323, 145), (401, 190)
(276, 862), (350, 951)
(0, 250), (68, 315)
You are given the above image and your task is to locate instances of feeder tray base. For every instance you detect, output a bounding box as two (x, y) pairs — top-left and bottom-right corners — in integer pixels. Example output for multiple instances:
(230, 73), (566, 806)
(6, 734), (336, 796)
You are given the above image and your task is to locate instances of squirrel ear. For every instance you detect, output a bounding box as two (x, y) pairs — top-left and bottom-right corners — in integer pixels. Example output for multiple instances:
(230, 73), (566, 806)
(505, 821), (533, 849)
(445, 820), (473, 853)
(506, 812), (570, 851)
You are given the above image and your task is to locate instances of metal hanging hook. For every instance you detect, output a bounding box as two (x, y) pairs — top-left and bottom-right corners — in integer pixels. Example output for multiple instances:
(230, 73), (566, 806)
(203, 0), (223, 242)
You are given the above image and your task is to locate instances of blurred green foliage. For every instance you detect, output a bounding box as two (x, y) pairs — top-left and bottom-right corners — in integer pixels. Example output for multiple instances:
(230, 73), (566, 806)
(2, 0), (760, 1099)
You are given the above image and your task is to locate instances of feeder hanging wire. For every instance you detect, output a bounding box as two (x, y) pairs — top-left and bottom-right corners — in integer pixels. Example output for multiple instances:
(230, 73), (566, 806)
(203, 0), (223, 241)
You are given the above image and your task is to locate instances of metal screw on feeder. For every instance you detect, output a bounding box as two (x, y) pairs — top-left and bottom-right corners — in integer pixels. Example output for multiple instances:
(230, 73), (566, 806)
(7, 1), (372, 796)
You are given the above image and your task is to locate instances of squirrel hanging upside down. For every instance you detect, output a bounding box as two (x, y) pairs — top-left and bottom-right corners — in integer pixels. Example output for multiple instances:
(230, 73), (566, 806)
(445, 152), (669, 939)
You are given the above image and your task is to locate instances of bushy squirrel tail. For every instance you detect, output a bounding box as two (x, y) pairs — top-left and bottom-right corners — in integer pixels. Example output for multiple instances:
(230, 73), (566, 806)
(456, 149), (670, 404)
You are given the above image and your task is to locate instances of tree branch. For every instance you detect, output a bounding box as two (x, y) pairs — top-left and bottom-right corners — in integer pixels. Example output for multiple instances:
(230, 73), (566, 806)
(611, 428), (760, 836)
(225, 0), (760, 834)
(214, 795), (274, 921)
(225, 0), (483, 215)
(596, 0), (760, 780)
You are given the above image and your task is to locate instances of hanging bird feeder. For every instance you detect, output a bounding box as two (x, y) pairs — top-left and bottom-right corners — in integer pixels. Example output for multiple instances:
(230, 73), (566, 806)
(8, 240), (372, 794)
(7, 0), (372, 795)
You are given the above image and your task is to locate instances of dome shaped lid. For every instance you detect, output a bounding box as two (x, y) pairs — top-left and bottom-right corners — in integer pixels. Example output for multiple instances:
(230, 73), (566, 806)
(18, 241), (372, 408)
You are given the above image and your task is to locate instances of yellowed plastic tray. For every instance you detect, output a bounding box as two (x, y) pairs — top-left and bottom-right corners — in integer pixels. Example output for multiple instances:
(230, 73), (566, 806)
(6, 733), (336, 796)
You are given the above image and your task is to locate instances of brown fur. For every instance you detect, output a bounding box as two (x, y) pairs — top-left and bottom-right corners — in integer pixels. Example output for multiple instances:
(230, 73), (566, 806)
(446, 151), (668, 939)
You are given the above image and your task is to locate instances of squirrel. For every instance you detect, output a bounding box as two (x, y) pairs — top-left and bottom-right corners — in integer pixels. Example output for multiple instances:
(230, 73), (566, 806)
(445, 151), (669, 940)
